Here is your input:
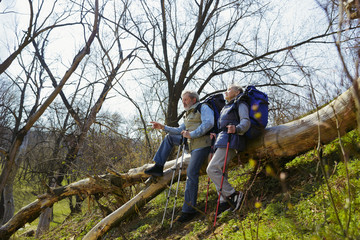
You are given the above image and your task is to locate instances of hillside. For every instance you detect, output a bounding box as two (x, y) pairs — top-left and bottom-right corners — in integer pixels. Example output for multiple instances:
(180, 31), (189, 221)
(15, 130), (360, 239)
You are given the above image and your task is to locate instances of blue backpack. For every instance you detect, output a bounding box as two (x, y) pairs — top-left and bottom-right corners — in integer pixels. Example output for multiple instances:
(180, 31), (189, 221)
(196, 93), (226, 134)
(238, 86), (269, 139)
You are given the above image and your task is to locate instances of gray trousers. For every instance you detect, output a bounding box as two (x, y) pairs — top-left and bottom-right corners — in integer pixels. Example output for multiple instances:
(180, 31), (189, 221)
(206, 148), (237, 203)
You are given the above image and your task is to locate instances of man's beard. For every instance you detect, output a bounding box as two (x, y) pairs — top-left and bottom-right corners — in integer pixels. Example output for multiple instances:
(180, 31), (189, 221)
(183, 103), (193, 111)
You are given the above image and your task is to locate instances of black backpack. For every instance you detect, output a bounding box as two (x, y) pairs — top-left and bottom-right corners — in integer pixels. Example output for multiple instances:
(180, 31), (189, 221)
(196, 93), (226, 134)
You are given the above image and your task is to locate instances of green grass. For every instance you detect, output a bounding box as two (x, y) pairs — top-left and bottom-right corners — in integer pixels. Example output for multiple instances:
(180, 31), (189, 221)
(13, 130), (360, 240)
(12, 198), (71, 239)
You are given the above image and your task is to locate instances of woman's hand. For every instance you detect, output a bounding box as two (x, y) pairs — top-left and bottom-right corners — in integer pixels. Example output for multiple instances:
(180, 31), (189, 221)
(226, 125), (236, 134)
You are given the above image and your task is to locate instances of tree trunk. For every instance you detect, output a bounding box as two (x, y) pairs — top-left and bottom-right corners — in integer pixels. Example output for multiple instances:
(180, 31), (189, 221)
(35, 207), (53, 238)
(241, 80), (358, 160)
(1, 185), (15, 226)
(83, 166), (183, 240)
(36, 179), (57, 237)
(0, 133), (29, 224)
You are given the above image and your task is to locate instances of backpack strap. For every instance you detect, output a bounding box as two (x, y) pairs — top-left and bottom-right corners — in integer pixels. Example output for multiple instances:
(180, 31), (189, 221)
(232, 93), (250, 122)
(195, 101), (213, 113)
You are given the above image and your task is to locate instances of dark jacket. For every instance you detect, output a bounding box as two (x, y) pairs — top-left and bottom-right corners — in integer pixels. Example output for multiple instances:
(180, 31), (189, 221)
(214, 95), (250, 151)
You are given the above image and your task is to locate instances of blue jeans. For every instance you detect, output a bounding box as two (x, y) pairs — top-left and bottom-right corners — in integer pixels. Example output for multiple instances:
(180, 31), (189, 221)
(153, 134), (211, 213)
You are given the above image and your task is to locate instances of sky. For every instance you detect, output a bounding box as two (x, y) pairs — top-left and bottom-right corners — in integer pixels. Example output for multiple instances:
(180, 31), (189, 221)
(0, 0), (347, 131)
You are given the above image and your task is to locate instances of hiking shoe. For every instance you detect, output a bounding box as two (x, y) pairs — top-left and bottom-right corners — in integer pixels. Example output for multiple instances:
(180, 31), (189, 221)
(144, 164), (164, 177)
(216, 202), (231, 216)
(176, 212), (197, 223)
(227, 191), (244, 212)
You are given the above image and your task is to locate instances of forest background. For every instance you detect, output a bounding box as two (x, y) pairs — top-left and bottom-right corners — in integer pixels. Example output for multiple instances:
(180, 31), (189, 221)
(0, 0), (359, 239)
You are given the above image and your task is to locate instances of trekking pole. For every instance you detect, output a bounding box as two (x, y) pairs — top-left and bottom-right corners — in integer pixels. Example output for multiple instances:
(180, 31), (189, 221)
(170, 137), (187, 229)
(205, 135), (216, 214)
(213, 133), (232, 227)
(161, 136), (184, 226)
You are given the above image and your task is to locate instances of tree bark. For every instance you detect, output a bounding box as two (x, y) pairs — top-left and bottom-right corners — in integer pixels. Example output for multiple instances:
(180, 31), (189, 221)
(35, 179), (57, 238)
(35, 207), (52, 238)
(0, 185), (15, 225)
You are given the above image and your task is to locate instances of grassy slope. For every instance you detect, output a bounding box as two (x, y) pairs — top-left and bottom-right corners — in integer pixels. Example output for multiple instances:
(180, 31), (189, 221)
(14, 130), (360, 240)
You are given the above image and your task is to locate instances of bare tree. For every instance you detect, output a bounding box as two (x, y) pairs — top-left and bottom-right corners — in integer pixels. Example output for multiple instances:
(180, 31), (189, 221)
(327, 0), (360, 126)
(0, 49), (44, 224)
(0, 0), (99, 225)
(32, 0), (136, 193)
(114, 0), (352, 128)
(0, 0), (358, 238)
(0, 1), (83, 74)
(0, 81), (14, 155)
(31, 0), (137, 235)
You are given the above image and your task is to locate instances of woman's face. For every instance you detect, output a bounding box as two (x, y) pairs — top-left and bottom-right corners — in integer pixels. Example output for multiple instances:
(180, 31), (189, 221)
(225, 87), (240, 101)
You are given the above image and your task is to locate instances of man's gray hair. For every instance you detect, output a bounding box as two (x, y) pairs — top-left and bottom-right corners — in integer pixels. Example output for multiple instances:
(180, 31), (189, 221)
(229, 84), (243, 93)
(181, 89), (200, 102)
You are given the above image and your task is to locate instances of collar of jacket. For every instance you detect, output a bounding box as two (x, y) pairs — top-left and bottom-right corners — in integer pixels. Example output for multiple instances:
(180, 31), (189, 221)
(186, 102), (201, 113)
(226, 93), (243, 105)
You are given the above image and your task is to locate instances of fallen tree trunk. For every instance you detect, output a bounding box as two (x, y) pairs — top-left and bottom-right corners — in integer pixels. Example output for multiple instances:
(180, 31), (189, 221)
(83, 81), (358, 239)
(0, 80), (358, 239)
(116, 81), (357, 183)
(243, 85), (357, 160)
(0, 176), (124, 240)
(83, 163), (190, 240)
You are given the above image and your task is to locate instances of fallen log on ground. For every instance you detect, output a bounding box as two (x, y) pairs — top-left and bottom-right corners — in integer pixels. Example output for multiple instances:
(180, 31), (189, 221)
(0, 80), (358, 239)
(83, 161), (191, 240)
(0, 175), (125, 240)
(83, 80), (358, 239)
(117, 80), (358, 182)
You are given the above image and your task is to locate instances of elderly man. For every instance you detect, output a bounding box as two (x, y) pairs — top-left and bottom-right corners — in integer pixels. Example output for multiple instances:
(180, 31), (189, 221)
(145, 89), (214, 223)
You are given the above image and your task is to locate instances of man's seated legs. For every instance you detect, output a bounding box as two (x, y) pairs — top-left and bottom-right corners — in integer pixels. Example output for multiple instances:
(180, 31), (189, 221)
(145, 134), (182, 177)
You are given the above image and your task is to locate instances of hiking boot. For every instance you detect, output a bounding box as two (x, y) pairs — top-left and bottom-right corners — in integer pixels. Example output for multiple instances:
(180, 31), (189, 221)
(144, 164), (164, 177)
(227, 191), (244, 212)
(216, 202), (231, 216)
(176, 212), (197, 223)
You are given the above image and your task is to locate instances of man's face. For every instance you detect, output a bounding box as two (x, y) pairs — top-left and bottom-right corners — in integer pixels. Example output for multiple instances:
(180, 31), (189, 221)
(182, 93), (197, 111)
(225, 87), (240, 101)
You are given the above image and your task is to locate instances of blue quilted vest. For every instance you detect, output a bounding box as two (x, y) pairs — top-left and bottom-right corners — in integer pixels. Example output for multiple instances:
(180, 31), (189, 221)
(214, 96), (246, 151)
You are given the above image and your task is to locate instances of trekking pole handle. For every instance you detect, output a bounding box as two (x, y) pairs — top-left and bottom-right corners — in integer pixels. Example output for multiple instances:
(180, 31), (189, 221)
(226, 123), (234, 141)
(181, 129), (190, 145)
